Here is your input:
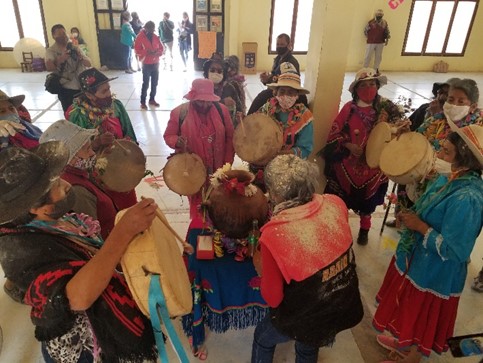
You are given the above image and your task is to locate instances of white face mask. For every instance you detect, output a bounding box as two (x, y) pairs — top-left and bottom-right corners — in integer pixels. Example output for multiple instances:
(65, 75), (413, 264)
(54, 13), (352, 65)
(276, 95), (298, 110)
(443, 102), (470, 122)
(208, 72), (223, 84)
(433, 157), (453, 176)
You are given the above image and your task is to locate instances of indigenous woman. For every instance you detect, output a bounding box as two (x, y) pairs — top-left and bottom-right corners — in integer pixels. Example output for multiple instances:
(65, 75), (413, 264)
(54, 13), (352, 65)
(252, 63), (313, 190)
(251, 154), (363, 363)
(322, 68), (403, 245)
(67, 67), (138, 210)
(203, 56), (244, 126)
(40, 120), (118, 240)
(418, 78), (482, 151)
(373, 124), (483, 363)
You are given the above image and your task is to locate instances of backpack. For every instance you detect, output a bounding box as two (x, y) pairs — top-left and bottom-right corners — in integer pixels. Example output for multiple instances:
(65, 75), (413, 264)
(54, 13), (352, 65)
(178, 101), (225, 134)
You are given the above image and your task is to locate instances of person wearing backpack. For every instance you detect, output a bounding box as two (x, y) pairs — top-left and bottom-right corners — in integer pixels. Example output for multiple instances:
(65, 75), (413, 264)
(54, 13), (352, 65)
(159, 12), (175, 71)
(163, 79), (234, 219)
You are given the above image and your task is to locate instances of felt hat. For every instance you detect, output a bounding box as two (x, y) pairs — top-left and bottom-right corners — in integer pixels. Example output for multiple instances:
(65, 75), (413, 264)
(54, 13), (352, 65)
(349, 68), (387, 93)
(96, 139), (146, 192)
(184, 79), (220, 102)
(39, 119), (98, 163)
(447, 120), (483, 167)
(267, 69), (309, 95)
(0, 141), (69, 224)
(0, 90), (25, 108)
(78, 67), (117, 94)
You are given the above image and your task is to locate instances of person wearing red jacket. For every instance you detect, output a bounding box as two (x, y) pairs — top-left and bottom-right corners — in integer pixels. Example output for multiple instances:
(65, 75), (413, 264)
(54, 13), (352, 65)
(134, 21), (164, 110)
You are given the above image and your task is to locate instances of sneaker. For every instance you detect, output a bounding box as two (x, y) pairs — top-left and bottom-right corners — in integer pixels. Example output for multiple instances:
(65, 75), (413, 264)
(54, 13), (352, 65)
(125, 70), (133, 74)
(149, 100), (160, 107)
(140, 103), (147, 110)
(357, 228), (369, 245)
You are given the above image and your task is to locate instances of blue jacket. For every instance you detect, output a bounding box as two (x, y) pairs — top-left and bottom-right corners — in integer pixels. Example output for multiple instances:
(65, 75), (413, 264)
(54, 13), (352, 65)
(395, 172), (483, 298)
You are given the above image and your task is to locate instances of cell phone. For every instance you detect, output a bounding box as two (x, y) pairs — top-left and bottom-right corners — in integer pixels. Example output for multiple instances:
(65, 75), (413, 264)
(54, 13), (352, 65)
(447, 333), (483, 358)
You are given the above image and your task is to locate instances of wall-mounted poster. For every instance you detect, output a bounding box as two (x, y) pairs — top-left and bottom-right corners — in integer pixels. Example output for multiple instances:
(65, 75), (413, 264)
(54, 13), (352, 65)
(210, 15), (222, 32)
(196, 15), (208, 31)
(196, 0), (208, 12)
(210, 0), (222, 13)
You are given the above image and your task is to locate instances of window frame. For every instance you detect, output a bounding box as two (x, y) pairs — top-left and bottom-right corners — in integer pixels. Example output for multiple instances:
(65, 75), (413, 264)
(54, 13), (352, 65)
(0, 0), (48, 51)
(268, 0), (308, 55)
(402, 0), (479, 57)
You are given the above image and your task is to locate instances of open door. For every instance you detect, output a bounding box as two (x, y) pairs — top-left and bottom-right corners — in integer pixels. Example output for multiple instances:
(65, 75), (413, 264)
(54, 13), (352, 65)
(94, 0), (128, 70)
(192, 0), (225, 71)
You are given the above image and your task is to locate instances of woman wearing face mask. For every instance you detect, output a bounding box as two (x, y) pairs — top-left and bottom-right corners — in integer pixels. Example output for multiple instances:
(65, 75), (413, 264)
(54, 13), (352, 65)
(418, 78), (482, 151)
(40, 120), (119, 240)
(70, 27), (88, 56)
(321, 68), (403, 245)
(0, 90), (42, 151)
(67, 68), (138, 210)
(373, 124), (483, 363)
(203, 57), (243, 126)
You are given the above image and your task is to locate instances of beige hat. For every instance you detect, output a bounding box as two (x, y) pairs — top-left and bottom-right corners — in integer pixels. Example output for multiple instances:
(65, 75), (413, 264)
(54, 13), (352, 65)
(375, 9), (384, 16)
(39, 120), (98, 163)
(267, 72), (310, 95)
(349, 68), (387, 93)
(447, 120), (483, 167)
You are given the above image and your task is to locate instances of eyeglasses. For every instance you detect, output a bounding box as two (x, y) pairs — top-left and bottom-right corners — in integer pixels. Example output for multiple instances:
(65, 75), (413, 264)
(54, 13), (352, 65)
(209, 68), (223, 74)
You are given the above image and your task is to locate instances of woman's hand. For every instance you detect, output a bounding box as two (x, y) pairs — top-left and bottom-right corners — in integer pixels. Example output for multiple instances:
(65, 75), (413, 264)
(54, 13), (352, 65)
(92, 132), (115, 152)
(344, 143), (363, 157)
(222, 97), (236, 108)
(175, 135), (188, 149)
(397, 211), (429, 235)
(0, 120), (25, 137)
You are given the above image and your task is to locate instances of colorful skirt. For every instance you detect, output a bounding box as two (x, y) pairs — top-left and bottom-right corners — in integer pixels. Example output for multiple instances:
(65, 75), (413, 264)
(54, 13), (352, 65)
(373, 258), (460, 357)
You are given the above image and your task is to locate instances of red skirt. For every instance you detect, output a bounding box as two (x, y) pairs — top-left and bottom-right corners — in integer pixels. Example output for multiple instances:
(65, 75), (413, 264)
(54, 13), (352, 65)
(372, 258), (460, 357)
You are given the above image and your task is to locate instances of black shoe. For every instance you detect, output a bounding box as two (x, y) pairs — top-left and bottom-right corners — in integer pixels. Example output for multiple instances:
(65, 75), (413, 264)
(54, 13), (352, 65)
(357, 229), (369, 245)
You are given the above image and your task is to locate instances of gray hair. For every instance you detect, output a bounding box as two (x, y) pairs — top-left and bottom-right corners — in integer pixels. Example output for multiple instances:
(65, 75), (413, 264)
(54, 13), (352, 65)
(265, 155), (319, 213)
(446, 78), (479, 104)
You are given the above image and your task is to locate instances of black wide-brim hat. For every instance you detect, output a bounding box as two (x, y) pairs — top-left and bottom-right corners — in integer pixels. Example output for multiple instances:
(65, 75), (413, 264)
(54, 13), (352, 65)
(77, 67), (118, 96)
(0, 141), (69, 224)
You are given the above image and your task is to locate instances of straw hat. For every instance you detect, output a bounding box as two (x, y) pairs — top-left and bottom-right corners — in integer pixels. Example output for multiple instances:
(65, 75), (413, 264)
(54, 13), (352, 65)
(39, 119), (98, 163)
(0, 90), (25, 108)
(267, 71), (309, 95)
(184, 79), (220, 102)
(447, 119), (483, 167)
(348, 68), (387, 93)
(0, 141), (69, 224)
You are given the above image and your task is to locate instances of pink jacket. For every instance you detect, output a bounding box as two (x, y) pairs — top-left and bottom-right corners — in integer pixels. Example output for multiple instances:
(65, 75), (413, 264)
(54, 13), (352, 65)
(134, 29), (164, 64)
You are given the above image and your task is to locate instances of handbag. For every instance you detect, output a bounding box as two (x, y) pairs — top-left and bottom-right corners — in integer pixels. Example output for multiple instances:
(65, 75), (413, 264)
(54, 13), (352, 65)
(44, 72), (62, 94)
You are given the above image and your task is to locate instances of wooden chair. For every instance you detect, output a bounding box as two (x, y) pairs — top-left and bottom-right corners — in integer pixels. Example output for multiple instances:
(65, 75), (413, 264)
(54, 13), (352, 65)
(20, 52), (33, 72)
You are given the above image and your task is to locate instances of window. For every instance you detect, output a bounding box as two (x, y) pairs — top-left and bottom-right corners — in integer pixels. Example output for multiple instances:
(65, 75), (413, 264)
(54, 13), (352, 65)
(268, 0), (314, 54)
(0, 0), (47, 50)
(403, 0), (479, 56)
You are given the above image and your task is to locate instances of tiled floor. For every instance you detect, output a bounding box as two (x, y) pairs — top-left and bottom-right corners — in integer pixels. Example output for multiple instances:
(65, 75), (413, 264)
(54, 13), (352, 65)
(0, 68), (482, 362)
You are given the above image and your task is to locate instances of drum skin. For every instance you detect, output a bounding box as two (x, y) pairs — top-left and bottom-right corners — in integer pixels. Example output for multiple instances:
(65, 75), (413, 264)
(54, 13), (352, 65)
(163, 153), (207, 196)
(380, 132), (435, 185)
(233, 113), (283, 165)
(98, 140), (146, 192)
(206, 170), (269, 238)
(366, 122), (393, 168)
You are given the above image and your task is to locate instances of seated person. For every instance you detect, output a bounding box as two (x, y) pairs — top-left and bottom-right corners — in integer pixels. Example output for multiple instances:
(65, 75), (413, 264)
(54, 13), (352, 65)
(0, 90), (42, 151)
(40, 120), (119, 239)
